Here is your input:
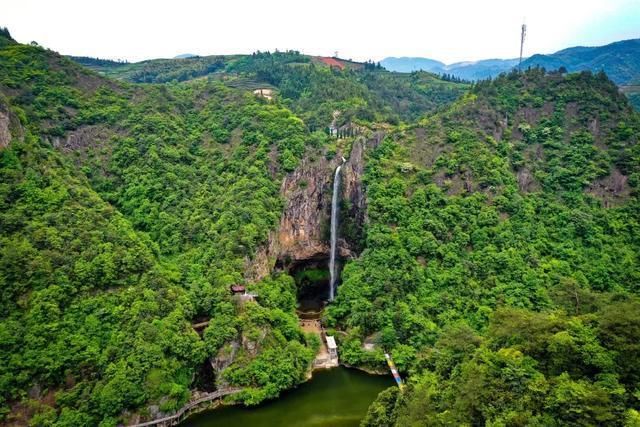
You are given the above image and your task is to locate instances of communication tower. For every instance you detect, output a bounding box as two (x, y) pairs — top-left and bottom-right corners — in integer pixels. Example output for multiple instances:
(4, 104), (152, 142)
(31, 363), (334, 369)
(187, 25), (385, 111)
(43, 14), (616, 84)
(519, 23), (527, 70)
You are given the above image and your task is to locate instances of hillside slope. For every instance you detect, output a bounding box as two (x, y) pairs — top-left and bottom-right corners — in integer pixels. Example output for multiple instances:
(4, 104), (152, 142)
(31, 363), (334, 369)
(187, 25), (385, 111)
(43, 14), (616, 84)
(69, 51), (468, 125)
(331, 69), (640, 425)
(0, 32), (318, 425)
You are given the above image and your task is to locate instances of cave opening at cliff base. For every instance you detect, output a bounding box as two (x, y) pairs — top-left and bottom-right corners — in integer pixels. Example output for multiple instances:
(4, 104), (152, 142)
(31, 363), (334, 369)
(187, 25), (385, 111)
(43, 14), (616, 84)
(278, 257), (333, 313)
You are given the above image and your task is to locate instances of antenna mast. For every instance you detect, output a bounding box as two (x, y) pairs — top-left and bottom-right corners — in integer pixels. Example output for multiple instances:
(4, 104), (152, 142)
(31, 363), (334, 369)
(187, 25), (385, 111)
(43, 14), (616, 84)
(519, 23), (527, 71)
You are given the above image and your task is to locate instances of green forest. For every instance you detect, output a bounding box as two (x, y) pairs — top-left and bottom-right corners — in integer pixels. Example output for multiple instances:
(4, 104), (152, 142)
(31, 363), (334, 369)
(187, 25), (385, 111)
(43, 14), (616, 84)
(334, 70), (640, 425)
(1, 25), (640, 427)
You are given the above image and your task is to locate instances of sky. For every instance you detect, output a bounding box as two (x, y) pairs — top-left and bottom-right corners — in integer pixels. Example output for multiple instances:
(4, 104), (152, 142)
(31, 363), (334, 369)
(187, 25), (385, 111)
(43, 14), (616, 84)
(2, 0), (640, 63)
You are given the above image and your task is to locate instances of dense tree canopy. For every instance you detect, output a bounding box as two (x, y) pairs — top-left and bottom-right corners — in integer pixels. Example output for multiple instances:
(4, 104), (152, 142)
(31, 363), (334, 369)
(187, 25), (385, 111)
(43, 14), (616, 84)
(0, 34), (317, 425)
(1, 29), (639, 427)
(345, 71), (640, 426)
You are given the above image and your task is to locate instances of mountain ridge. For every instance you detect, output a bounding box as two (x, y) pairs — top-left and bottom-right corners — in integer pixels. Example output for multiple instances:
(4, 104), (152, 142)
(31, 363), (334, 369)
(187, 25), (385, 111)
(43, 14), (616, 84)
(381, 56), (520, 80)
(381, 38), (640, 83)
(520, 38), (640, 85)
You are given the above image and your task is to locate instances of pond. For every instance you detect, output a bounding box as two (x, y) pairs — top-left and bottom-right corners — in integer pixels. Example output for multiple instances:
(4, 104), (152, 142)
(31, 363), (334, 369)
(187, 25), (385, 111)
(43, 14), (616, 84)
(181, 367), (394, 427)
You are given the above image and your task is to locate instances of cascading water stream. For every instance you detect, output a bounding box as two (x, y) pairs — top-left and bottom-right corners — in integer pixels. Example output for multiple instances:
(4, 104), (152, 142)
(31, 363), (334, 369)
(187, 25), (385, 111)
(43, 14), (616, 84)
(329, 160), (345, 301)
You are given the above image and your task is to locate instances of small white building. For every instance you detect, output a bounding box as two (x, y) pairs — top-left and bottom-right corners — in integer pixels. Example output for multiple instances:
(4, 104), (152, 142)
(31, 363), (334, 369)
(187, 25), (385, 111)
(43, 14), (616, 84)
(253, 88), (273, 100)
(326, 335), (338, 360)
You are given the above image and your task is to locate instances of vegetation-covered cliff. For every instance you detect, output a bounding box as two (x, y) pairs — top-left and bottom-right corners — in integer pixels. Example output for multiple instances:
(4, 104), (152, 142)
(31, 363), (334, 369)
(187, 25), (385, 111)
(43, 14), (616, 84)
(349, 70), (640, 426)
(0, 32), (320, 426)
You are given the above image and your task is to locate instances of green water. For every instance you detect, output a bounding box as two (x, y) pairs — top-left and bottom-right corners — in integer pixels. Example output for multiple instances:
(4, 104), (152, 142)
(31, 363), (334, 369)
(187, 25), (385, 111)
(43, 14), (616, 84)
(181, 367), (393, 427)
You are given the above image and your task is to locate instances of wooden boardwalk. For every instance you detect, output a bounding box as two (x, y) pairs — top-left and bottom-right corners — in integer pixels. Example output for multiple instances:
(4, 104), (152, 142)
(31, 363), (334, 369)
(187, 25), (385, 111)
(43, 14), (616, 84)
(127, 388), (242, 427)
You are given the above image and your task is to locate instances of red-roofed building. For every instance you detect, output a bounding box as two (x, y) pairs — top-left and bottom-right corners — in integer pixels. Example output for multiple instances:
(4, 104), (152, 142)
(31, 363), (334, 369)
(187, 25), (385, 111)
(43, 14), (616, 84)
(230, 285), (246, 294)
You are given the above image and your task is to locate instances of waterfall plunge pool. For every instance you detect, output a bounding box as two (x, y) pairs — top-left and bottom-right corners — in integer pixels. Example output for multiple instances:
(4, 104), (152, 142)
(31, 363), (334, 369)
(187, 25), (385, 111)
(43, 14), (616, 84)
(180, 367), (393, 427)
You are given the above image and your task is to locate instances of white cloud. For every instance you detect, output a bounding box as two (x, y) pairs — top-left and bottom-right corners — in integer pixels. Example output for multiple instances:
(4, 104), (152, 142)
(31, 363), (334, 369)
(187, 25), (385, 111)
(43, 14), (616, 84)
(2, 0), (639, 63)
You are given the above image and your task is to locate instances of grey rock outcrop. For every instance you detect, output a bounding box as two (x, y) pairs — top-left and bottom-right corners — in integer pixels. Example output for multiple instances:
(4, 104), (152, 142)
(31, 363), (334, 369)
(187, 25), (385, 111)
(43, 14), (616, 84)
(0, 109), (11, 149)
(245, 133), (384, 281)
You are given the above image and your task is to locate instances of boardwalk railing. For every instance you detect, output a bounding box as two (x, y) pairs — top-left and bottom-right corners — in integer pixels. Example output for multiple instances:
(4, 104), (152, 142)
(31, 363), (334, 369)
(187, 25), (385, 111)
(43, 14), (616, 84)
(128, 387), (243, 427)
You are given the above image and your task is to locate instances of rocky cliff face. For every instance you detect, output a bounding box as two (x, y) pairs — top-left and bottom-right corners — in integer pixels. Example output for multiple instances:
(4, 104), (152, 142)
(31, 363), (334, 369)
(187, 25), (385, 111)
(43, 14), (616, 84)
(0, 101), (23, 149)
(245, 133), (384, 281)
(0, 110), (10, 149)
(341, 132), (384, 249)
(277, 153), (337, 265)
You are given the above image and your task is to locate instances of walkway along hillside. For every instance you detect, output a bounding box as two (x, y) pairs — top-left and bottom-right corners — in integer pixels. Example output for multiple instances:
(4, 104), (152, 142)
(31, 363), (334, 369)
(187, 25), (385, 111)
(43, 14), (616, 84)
(127, 388), (242, 427)
(299, 318), (339, 369)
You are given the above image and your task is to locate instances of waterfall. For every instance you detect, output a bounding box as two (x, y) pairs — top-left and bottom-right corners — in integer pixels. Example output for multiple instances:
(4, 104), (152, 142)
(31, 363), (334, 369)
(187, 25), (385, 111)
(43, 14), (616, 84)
(329, 160), (344, 301)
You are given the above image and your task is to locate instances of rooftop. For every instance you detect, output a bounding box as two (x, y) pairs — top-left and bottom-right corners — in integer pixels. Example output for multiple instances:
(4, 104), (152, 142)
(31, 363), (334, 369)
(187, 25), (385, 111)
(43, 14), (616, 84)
(230, 285), (246, 293)
(326, 335), (337, 349)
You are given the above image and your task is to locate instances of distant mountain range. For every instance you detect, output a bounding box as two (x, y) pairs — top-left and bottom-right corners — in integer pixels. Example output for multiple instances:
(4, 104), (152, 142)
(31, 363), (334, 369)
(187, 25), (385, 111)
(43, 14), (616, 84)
(381, 38), (640, 85)
(380, 57), (520, 81)
(520, 39), (640, 85)
(380, 57), (447, 74)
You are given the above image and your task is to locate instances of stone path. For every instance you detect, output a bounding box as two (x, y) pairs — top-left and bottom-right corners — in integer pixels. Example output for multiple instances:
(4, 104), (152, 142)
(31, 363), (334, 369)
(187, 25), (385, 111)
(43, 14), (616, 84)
(299, 319), (338, 369)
